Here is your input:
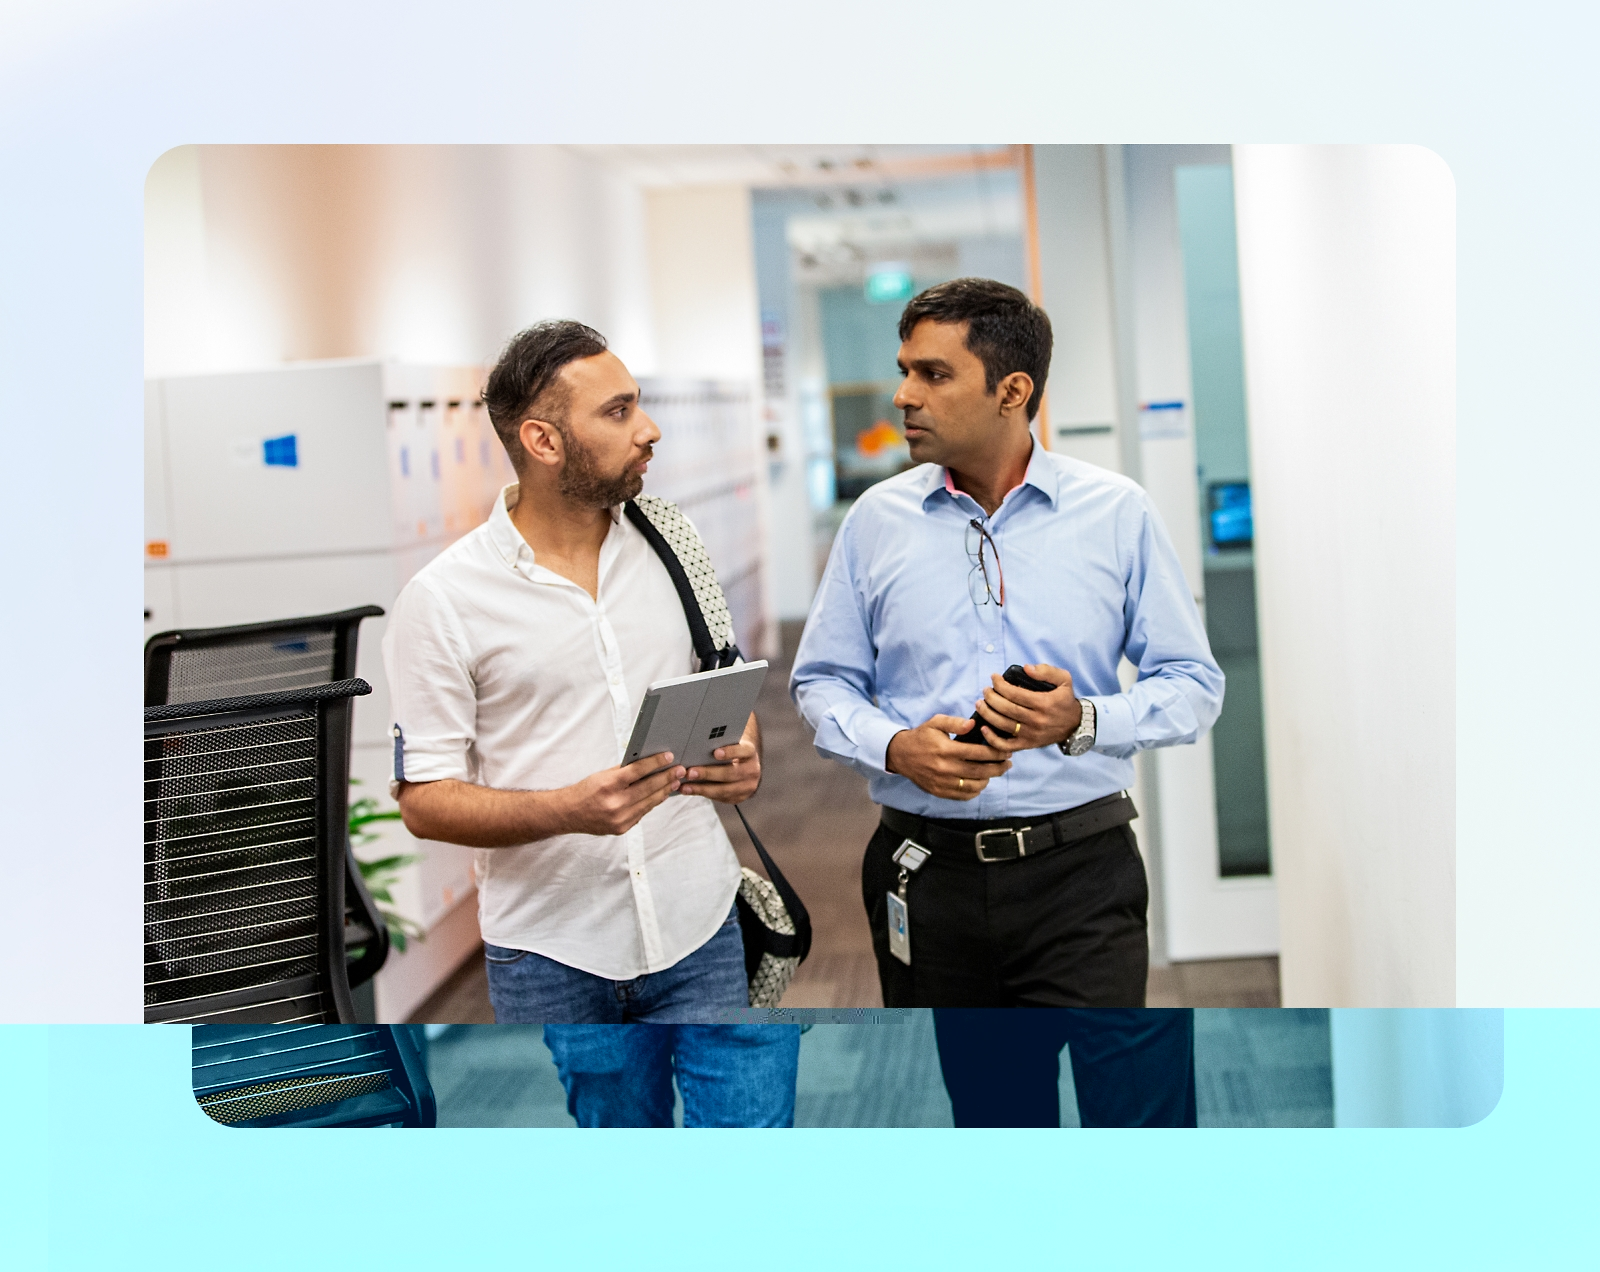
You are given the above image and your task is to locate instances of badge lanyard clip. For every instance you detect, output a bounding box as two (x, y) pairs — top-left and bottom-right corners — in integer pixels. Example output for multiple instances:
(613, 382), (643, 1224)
(887, 838), (929, 966)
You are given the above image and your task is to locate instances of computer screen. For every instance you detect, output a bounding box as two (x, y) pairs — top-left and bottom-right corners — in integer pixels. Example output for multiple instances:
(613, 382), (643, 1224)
(1209, 481), (1253, 548)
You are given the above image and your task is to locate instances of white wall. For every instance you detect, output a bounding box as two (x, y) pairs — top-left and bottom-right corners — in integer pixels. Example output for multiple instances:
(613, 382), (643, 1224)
(646, 185), (762, 381)
(746, 197), (819, 624)
(768, 292), (824, 622)
(1123, 145), (1279, 963)
(1031, 145), (1122, 471)
(144, 145), (659, 377)
(643, 184), (774, 657)
(1233, 145), (1456, 1006)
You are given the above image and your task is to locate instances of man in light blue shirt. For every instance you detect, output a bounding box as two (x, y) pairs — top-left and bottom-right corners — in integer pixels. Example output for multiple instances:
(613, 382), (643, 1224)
(791, 278), (1223, 1017)
(791, 278), (1221, 1127)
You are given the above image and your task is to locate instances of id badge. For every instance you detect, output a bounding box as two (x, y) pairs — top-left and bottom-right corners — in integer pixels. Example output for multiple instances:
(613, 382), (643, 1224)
(886, 890), (911, 964)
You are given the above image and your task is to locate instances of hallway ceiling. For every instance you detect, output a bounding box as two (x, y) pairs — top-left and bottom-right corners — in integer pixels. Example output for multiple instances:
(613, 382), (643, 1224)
(567, 144), (1016, 190)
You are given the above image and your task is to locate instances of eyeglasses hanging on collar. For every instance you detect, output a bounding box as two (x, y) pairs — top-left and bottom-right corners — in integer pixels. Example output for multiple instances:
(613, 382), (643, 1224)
(966, 518), (1005, 608)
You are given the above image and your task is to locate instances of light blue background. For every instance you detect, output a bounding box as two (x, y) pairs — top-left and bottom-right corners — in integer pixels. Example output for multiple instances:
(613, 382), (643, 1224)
(1332, 1009), (1503, 1127)
(0, 1012), (1582, 1267)
(2, 0), (1597, 1263)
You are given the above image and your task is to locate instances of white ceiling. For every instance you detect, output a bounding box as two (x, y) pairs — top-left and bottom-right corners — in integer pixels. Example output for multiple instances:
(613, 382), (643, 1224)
(566, 144), (1015, 190)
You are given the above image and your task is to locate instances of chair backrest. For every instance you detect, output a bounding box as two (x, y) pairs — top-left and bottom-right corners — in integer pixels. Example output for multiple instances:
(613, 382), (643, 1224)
(144, 605), (384, 706)
(145, 679), (370, 1024)
(144, 606), (391, 994)
(191, 1024), (436, 1128)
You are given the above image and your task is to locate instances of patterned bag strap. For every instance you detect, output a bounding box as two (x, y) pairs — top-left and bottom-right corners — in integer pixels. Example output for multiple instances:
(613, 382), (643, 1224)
(624, 495), (741, 672)
(625, 495), (811, 965)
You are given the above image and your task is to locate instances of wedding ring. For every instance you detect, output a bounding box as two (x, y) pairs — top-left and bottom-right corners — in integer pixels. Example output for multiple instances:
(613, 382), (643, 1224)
(958, 778), (965, 790)
(1014, 721), (1022, 736)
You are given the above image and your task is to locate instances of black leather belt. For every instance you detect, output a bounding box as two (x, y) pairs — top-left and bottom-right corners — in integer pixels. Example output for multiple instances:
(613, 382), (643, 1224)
(880, 791), (1138, 864)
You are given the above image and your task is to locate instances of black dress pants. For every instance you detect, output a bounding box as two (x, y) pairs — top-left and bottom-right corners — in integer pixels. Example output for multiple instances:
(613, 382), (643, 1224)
(862, 816), (1149, 1008)
(933, 1008), (1197, 1128)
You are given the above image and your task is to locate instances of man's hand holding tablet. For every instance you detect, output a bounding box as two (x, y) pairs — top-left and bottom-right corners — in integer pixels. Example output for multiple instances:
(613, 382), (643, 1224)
(623, 660), (768, 805)
(678, 712), (761, 803)
(562, 751), (687, 836)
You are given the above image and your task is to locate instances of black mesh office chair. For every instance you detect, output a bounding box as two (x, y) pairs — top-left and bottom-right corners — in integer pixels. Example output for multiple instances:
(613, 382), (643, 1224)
(192, 1024), (436, 1127)
(144, 606), (391, 994)
(144, 604), (384, 705)
(145, 678), (370, 1024)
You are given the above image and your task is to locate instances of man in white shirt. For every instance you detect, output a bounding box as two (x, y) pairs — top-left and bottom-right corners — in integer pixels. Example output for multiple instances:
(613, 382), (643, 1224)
(384, 320), (798, 1127)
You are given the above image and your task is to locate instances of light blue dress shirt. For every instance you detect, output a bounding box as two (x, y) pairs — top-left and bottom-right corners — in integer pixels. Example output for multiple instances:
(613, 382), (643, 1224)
(790, 444), (1225, 820)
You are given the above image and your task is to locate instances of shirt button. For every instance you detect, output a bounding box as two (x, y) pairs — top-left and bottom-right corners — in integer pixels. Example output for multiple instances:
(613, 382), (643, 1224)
(611, 674), (621, 685)
(985, 643), (995, 653)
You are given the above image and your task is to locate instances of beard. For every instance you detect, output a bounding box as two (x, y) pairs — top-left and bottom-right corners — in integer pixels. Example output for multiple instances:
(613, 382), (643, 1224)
(556, 426), (648, 507)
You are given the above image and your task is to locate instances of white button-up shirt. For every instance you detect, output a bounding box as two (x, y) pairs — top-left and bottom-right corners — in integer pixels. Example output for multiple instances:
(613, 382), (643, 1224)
(382, 484), (741, 979)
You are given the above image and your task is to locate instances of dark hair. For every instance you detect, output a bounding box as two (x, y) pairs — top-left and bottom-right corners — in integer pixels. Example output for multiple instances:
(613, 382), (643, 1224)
(898, 278), (1053, 420)
(481, 320), (609, 466)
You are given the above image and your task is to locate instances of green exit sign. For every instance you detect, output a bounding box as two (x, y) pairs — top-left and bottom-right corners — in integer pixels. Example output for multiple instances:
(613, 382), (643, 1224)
(864, 269), (914, 304)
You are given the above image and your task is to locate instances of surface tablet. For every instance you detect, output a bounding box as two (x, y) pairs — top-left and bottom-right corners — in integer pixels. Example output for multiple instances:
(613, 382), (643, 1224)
(623, 660), (769, 774)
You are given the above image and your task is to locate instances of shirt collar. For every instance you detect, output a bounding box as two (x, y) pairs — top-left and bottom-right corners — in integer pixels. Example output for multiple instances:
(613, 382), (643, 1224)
(487, 483), (529, 567)
(920, 438), (1060, 512)
(487, 483), (623, 570)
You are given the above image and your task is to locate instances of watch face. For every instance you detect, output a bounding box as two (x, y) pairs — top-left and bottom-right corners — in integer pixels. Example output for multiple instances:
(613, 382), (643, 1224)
(1067, 735), (1094, 757)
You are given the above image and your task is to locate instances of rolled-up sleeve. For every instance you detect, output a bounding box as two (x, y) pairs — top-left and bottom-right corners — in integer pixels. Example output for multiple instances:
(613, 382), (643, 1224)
(1085, 493), (1225, 759)
(381, 577), (477, 792)
(790, 522), (904, 780)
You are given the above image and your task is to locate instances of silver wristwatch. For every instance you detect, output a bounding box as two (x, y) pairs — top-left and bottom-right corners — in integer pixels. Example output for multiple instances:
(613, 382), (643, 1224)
(1061, 699), (1096, 757)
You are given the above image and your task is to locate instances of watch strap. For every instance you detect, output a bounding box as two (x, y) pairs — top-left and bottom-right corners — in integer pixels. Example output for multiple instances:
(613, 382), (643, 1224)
(1060, 698), (1096, 756)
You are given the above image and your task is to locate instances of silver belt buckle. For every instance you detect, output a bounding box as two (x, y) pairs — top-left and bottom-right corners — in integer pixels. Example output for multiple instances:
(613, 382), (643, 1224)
(974, 825), (1031, 863)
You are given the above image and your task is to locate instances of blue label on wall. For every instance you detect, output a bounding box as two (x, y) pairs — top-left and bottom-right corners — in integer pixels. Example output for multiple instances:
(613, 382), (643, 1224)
(262, 434), (298, 467)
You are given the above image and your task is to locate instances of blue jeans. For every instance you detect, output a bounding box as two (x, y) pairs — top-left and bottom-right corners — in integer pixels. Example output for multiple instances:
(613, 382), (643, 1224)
(543, 1024), (801, 1127)
(485, 904), (748, 1023)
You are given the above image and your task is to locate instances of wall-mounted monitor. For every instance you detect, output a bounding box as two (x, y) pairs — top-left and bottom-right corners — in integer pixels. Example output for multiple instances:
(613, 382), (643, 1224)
(1208, 481), (1253, 548)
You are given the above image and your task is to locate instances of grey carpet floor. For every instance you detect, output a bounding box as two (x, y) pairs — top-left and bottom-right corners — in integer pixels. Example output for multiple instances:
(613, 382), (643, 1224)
(422, 1008), (1331, 1129)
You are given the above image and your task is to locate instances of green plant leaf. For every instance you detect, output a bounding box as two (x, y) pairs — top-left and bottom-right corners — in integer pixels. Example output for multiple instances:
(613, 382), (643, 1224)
(348, 783), (404, 839)
(356, 852), (421, 877)
(350, 810), (403, 828)
(346, 778), (426, 953)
